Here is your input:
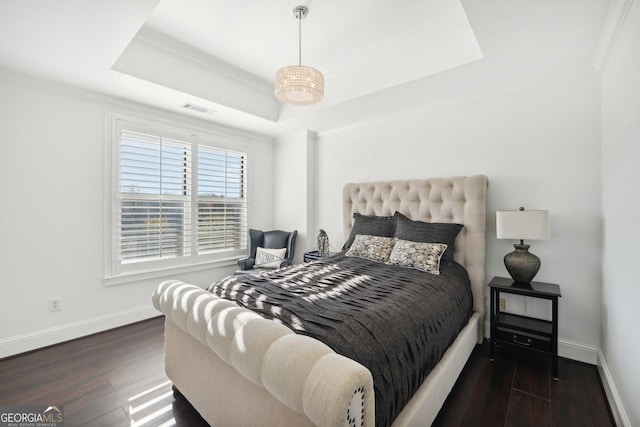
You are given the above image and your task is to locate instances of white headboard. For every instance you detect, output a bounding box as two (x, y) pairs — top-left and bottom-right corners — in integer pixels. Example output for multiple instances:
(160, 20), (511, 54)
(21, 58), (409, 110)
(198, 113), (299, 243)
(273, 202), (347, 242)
(342, 175), (489, 329)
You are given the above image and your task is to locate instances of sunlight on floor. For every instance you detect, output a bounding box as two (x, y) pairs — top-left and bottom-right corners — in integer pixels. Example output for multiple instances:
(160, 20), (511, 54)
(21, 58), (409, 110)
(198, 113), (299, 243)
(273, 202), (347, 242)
(128, 380), (172, 402)
(129, 390), (173, 415)
(127, 380), (178, 426)
(130, 404), (173, 427)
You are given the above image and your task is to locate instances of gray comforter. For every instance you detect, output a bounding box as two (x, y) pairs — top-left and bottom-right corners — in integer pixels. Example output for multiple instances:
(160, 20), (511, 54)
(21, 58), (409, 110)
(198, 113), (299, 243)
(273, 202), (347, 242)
(208, 254), (472, 427)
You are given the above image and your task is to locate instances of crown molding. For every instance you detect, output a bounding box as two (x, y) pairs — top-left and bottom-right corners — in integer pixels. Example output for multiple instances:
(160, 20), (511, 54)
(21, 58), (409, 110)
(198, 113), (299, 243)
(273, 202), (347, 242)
(134, 27), (274, 95)
(317, 68), (599, 139)
(0, 67), (273, 142)
(592, 0), (634, 74)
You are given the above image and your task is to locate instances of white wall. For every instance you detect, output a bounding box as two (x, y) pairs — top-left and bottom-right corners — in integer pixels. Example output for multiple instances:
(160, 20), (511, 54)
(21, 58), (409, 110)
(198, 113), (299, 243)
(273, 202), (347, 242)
(0, 71), (275, 357)
(601, 1), (640, 425)
(273, 130), (317, 263)
(310, 75), (602, 362)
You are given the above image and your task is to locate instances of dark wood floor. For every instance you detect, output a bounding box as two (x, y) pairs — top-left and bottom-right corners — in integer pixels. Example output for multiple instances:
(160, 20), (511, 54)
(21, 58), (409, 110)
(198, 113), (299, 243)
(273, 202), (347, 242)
(434, 341), (615, 427)
(0, 317), (207, 426)
(0, 317), (614, 427)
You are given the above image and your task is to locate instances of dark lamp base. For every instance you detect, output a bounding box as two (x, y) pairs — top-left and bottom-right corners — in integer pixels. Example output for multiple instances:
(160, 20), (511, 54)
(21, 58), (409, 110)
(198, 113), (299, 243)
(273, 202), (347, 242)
(504, 244), (541, 284)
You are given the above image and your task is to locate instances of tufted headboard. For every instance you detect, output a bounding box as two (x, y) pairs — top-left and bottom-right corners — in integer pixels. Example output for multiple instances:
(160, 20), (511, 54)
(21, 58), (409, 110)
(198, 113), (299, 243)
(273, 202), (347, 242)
(342, 175), (489, 329)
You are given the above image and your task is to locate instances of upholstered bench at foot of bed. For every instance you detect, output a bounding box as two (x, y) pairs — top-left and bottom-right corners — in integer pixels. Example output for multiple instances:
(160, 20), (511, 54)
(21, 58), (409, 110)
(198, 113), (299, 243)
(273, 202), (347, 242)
(152, 280), (375, 427)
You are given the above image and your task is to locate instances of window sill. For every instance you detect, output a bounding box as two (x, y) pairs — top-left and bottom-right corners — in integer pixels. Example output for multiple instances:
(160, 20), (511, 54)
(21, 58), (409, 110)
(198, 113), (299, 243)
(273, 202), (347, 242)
(103, 257), (238, 286)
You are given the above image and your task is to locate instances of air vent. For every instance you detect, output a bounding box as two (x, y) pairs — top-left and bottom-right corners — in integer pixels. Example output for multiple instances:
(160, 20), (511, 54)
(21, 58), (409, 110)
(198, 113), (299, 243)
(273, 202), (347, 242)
(182, 102), (215, 114)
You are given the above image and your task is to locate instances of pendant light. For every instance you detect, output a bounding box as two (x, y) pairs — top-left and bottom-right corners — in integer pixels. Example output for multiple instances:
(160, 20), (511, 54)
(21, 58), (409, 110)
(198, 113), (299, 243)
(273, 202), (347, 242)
(274, 6), (324, 105)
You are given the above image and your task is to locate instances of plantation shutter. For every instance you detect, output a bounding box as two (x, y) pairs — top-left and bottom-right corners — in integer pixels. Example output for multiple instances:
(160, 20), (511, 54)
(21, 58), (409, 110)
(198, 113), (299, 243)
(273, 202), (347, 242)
(118, 130), (192, 263)
(197, 145), (247, 254)
(112, 120), (250, 276)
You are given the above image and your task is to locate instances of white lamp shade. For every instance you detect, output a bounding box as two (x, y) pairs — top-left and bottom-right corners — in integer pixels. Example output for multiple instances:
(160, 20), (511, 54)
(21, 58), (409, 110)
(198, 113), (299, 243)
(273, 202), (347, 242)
(275, 65), (324, 105)
(496, 210), (550, 240)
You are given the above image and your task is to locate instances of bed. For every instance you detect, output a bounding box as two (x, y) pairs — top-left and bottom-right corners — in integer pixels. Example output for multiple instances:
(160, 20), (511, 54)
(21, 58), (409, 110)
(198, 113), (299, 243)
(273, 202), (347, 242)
(152, 175), (488, 426)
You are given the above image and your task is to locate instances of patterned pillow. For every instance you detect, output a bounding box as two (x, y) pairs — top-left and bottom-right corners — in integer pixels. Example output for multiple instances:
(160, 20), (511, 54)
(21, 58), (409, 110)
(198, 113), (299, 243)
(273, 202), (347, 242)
(345, 235), (396, 263)
(386, 239), (448, 275)
(255, 247), (287, 268)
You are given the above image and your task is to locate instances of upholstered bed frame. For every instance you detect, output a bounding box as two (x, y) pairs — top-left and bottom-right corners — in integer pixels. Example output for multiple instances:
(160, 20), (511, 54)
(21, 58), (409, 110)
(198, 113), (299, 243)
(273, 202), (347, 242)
(153, 175), (488, 426)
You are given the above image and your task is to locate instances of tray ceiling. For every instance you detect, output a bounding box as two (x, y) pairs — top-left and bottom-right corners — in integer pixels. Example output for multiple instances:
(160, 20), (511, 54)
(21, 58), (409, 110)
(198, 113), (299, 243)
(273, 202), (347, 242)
(0, 0), (611, 136)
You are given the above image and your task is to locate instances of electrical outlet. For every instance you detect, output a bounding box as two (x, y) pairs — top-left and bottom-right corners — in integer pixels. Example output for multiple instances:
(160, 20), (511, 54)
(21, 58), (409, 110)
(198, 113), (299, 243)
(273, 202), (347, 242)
(49, 297), (62, 312)
(499, 298), (506, 311)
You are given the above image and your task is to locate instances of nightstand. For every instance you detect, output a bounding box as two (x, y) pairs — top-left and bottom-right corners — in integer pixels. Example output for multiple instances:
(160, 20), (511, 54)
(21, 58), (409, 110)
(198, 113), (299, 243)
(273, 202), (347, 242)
(489, 276), (562, 379)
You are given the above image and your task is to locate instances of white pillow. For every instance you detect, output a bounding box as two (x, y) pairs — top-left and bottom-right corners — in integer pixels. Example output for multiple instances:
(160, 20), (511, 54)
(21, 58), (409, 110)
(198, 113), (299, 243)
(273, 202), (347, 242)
(255, 247), (287, 268)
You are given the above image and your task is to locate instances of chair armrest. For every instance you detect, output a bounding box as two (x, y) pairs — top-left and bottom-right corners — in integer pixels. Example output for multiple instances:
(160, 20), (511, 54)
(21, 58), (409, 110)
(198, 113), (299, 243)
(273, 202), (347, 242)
(279, 258), (293, 268)
(238, 257), (255, 270)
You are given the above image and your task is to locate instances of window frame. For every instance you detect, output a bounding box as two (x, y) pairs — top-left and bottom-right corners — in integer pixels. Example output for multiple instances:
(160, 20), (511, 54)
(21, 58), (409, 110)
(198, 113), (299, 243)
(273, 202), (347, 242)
(104, 111), (252, 285)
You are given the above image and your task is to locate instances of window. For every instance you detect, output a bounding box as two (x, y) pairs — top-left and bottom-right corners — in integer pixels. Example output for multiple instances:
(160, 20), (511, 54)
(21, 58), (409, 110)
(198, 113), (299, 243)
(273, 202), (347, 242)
(108, 118), (248, 279)
(196, 145), (247, 254)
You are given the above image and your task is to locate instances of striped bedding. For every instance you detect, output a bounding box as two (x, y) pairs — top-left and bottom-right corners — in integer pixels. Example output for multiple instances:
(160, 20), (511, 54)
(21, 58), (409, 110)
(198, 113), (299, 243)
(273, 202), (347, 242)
(208, 254), (472, 427)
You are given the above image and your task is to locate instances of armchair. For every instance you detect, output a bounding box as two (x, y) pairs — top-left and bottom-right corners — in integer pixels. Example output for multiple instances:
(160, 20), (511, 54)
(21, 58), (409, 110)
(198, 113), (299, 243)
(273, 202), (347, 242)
(237, 229), (297, 271)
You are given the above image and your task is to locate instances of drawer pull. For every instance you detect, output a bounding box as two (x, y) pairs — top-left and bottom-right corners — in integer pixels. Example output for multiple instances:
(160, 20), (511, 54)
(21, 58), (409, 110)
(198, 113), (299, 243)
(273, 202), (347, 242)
(512, 335), (531, 346)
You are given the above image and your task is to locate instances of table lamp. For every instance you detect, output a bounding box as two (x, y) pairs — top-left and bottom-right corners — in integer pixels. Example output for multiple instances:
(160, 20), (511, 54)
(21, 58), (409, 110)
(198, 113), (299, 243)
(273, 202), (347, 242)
(496, 207), (550, 283)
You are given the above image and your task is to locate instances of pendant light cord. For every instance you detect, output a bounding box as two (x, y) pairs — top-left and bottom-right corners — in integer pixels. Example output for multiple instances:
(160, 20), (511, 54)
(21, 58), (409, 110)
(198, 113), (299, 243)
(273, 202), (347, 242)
(298, 11), (302, 66)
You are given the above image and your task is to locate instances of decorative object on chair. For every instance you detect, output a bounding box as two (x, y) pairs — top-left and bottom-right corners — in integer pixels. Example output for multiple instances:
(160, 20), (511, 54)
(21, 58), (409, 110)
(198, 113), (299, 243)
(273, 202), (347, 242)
(275, 5), (324, 105)
(317, 229), (330, 256)
(496, 207), (550, 284)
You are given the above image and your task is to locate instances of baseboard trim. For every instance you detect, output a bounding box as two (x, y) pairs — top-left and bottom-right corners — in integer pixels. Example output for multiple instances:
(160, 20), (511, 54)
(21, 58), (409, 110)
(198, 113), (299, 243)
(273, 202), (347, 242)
(557, 337), (598, 364)
(598, 350), (632, 427)
(0, 305), (158, 359)
(483, 321), (598, 364)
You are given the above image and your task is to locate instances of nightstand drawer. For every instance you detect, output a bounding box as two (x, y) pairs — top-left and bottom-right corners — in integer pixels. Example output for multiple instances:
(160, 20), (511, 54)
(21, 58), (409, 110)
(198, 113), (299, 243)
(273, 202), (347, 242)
(496, 327), (552, 352)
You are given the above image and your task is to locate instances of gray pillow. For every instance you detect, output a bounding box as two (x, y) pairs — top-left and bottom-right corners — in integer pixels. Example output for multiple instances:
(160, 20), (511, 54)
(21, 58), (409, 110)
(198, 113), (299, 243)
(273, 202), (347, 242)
(342, 213), (395, 251)
(393, 212), (463, 264)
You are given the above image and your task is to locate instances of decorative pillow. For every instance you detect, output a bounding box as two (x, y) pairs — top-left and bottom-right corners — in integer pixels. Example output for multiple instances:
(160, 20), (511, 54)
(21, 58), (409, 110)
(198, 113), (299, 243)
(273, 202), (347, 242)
(254, 247), (287, 268)
(393, 212), (463, 265)
(387, 240), (448, 275)
(342, 213), (395, 251)
(345, 235), (396, 263)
